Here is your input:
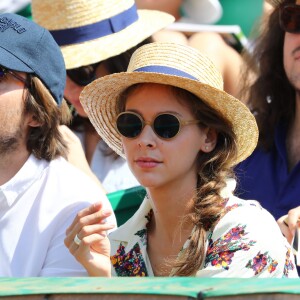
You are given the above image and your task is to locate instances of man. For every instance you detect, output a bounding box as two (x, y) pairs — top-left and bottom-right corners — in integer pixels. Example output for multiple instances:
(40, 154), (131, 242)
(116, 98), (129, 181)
(235, 0), (300, 249)
(0, 13), (116, 276)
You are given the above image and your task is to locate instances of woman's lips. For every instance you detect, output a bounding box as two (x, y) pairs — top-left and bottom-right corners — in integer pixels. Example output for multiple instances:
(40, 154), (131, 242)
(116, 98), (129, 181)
(135, 157), (161, 168)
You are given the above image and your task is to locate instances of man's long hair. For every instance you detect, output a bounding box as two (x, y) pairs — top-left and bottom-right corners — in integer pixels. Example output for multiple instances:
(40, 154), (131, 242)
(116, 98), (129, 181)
(24, 75), (71, 161)
(241, 0), (295, 150)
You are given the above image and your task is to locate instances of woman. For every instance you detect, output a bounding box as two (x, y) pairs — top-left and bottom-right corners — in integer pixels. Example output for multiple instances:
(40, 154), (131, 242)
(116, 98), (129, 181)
(65, 42), (297, 277)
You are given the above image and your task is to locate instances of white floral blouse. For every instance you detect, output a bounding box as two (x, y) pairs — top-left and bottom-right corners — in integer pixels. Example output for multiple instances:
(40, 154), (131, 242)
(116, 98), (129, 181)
(108, 181), (298, 278)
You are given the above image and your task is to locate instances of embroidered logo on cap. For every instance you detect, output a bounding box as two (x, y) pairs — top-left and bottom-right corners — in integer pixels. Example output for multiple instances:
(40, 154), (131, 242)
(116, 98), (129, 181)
(0, 17), (26, 34)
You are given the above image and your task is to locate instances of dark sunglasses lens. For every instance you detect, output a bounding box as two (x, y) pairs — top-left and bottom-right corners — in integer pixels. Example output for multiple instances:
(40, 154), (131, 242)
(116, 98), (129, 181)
(280, 5), (300, 33)
(154, 114), (180, 139)
(67, 63), (98, 86)
(0, 67), (5, 78)
(117, 113), (143, 138)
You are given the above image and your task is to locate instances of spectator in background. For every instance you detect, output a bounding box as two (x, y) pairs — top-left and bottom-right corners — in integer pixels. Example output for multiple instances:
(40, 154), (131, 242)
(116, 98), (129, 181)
(0, 13), (116, 276)
(31, 0), (174, 193)
(235, 0), (300, 249)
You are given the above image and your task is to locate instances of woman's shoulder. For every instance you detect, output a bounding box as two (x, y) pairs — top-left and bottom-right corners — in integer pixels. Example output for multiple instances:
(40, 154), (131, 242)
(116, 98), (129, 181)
(215, 195), (290, 256)
(224, 196), (263, 213)
(220, 195), (275, 230)
(202, 196), (298, 278)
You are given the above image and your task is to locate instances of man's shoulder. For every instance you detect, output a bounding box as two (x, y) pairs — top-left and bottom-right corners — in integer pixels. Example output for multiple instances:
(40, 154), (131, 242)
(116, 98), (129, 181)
(47, 157), (102, 192)
(34, 157), (116, 226)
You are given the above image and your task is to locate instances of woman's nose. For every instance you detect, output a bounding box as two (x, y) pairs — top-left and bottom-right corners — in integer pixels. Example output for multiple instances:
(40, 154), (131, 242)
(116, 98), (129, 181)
(137, 124), (157, 148)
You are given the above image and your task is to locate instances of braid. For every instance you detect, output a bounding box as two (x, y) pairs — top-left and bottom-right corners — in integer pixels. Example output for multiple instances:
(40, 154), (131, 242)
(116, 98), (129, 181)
(170, 88), (237, 276)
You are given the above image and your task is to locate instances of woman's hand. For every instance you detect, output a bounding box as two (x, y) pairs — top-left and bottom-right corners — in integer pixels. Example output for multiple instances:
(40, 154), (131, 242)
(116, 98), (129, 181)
(277, 206), (300, 244)
(64, 202), (115, 276)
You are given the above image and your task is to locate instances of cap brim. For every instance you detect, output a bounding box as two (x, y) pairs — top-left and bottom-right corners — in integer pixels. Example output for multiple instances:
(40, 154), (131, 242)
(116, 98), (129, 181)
(60, 10), (175, 69)
(80, 71), (258, 166)
(0, 46), (33, 73)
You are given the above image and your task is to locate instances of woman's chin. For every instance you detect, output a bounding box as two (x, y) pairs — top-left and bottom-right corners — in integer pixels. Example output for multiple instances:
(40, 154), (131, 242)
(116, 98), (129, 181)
(136, 178), (162, 189)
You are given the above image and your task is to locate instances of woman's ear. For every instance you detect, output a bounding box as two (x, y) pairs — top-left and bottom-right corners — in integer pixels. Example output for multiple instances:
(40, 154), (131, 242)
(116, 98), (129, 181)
(200, 127), (217, 153)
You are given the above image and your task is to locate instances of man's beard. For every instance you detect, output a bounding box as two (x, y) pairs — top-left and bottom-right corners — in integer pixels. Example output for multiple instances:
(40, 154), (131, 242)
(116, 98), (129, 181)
(0, 127), (23, 155)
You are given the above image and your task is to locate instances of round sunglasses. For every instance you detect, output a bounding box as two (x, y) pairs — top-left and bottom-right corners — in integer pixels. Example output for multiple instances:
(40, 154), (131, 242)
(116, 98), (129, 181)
(67, 63), (100, 86)
(279, 3), (300, 33)
(116, 111), (201, 140)
(0, 66), (26, 84)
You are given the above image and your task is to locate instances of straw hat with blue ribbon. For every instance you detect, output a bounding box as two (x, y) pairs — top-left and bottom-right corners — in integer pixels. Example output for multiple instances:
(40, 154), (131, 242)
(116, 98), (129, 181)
(80, 42), (258, 166)
(31, 0), (174, 69)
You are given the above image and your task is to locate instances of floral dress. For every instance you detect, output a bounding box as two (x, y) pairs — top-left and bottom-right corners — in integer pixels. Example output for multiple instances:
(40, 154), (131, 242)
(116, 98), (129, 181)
(108, 182), (298, 278)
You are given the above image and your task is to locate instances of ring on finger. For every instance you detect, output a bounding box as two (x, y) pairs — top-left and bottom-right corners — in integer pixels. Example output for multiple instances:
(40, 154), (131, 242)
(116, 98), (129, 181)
(74, 234), (82, 246)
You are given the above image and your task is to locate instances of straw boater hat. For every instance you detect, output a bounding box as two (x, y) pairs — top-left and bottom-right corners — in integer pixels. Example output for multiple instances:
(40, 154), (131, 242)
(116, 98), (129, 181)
(31, 0), (174, 69)
(80, 42), (258, 165)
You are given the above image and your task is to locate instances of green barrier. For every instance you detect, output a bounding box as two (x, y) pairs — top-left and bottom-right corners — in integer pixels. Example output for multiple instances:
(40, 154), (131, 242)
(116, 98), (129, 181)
(107, 186), (146, 226)
(217, 0), (263, 37)
(0, 277), (300, 299)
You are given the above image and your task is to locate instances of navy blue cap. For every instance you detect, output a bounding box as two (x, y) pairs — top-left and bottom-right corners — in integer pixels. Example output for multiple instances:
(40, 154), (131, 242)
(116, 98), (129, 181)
(0, 13), (65, 105)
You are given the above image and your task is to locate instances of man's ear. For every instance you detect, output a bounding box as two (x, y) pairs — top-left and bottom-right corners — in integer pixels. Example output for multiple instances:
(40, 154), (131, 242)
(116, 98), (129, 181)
(27, 115), (42, 127)
(200, 127), (217, 153)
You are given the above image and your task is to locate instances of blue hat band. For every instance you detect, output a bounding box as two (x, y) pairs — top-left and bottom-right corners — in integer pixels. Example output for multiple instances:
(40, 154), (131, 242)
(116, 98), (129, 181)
(50, 4), (138, 46)
(134, 65), (198, 81)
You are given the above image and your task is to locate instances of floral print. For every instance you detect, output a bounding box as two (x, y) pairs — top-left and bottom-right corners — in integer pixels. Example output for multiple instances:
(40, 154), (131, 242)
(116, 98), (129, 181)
(283, 248), (295, 278)
(205, 225), (256, 270)
(109, 194), (298, 278)
(135, 229), (147, 246)
(134, 209), (153, 246)
(224, 203), (242, 214)
(111, 242), (148, 276)
(110, 210), (153, 276)
(245, 251), (278, 275)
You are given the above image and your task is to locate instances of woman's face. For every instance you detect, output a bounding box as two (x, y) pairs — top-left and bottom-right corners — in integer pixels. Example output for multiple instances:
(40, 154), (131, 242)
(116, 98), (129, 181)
(120, 83), (216, 190)
(64, 63), (110, 117)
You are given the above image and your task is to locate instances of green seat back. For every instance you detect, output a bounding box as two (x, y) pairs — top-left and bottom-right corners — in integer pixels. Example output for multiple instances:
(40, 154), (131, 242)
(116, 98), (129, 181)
(107, 186), (146, 226)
